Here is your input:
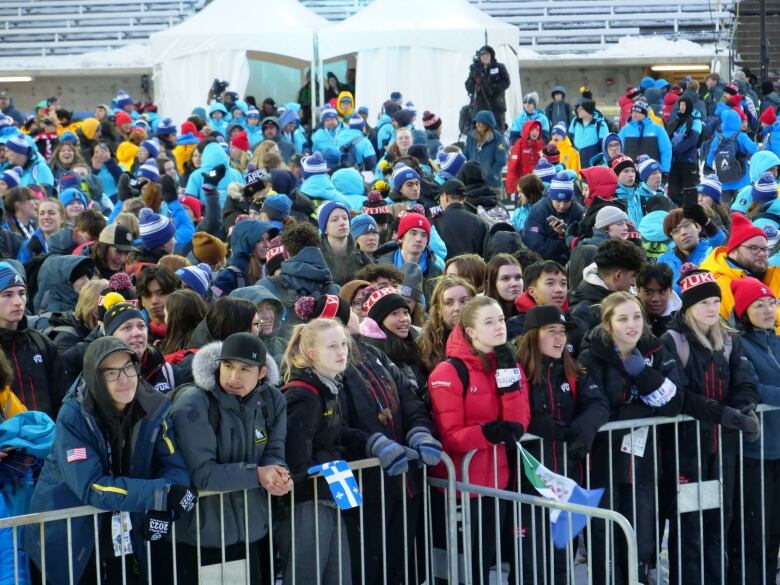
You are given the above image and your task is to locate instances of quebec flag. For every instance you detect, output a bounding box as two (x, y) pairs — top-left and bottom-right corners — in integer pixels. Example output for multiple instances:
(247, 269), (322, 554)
(308, 460), (363, 510)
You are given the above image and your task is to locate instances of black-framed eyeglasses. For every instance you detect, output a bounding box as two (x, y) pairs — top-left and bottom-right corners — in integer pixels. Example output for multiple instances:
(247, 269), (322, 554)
(101, 363), (139, 382)
(740, 244), (769, 256)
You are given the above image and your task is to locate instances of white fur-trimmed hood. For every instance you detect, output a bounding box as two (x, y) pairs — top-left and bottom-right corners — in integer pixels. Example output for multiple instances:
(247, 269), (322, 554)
(191, 340), (281, 391)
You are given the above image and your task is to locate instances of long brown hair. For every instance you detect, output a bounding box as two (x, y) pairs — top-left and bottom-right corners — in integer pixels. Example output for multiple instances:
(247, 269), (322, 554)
(445, 254), (486, 293)
(515, 327), (585, 384)
(459, 296), (503, 371)
(160, 290), (207, 355)
(418, 276), (476, 372)
(484, 253), (522, 317)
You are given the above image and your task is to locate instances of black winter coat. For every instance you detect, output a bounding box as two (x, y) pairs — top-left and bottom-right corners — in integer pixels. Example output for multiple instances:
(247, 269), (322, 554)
(569, 281), (611, 335)
(465, 58), (510, 114)
(432, 202), (488, 259)
(521, 198), (583, 265)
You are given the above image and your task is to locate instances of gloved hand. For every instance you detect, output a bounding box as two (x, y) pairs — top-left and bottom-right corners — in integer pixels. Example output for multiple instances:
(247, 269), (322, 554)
(682, 204), (710, 227)
(671, 133), (685, 147)
(482, 420), (525, 445)
(160, 175), (179, 204)
(406, 427), (443, 466)
(640, 378), (678, 408)
(117, 174), (140, 202)
(721, 406), (761, 443)
(367, 433), (416, 476)
(494, 345), (521, 394)
(167, 485), (197, 520)
(622, 349), (647, 377)
(142, 511), (173, 541)
(661, 172), (670, 186)
(566, 435), (589, 461)
(203, 164), (226, 188)
(528, 416), (569, 441)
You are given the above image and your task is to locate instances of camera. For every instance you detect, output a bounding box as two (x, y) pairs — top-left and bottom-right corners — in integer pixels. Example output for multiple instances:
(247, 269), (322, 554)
(208, 79), (230, 102)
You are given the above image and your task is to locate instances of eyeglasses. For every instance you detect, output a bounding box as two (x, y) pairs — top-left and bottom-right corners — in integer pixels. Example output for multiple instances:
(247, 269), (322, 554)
(670, 221), (697, 236)
(101, 363), (139, 382)
(351, 300), (364, 309)
(739, 244), (769, 256)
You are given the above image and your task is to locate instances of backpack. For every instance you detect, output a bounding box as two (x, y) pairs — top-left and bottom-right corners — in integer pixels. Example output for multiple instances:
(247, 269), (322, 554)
(476, 205), (512, 228)
(446, 357), (576, 398)
(339, 135), (364, 169)
(666, 329), (732, 368)
(225, 266), (246, 290)
(170, 383), (275, 436)
(714, 132), (745, 183)
(22, 253), (50, 313)
(26, 312), (79, 342)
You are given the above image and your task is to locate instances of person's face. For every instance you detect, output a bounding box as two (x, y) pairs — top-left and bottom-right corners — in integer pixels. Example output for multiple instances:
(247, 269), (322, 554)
(256, 303), (276, 336)
(219, 359), (263, 397)
(475, 121), (489, 133)
(645, 170), (662, 190)
(211, 112), (223, 121)
(631, 111), (645, 123)
(112, 317), (148, 358)
(254, 233), (271, 260)
(747, 295), (777, 330)
(59, 145), (75, 165)
(638, 279), (671, 317)
(95, 107), (107, 120)
(307, 325), (349, 378)
(613, 269), (638, 292)
(163, 161), (177, 178)
(479, 51), (491, 65)
(399, 179), (420, 201)
(606, 141), (622, 158)
(670, 219), (701, 252)
(17, 196), (36, 221)
(142, 279), (169, 323)
(0, 286), (25, 327)
(618, 167), (636, 186)
(440, 285), (471, 328)
(528, 271), (567, 308)
(706, 77), (717, 89)
(232, 108), (244, 120)
(356, 232), (379, 252)
(263, 125), (278, 139)
(72, 274), (90, 294)
(65, 200), (85, 221)
(688, 296), (722, 329)
(247, 117), (259, 127)
(324, 117), (338, 130)
(530, 127), (540, 140)
(679, 101), (687, 114)
(523, 101), (535, 114)
(38, 201), (62, 234)
(6, 150), (26, 168)
(551, 134), (563, 145)
(465, 302), (507, 350)
(283, 122), (296, 134)
(106, 247), (129, 271)
(732, 235), (769, 274)
(698, 194), (715, 207)
(229, 145), (242, 160)
(606, 220), (630, 239)
(608, 300), (643, 349)
(326, 209), (350, 239)
(0, 145), (6, 163)
(396, 131), (413, 151)
(495, 264), (523, 302)
(100, 352), (138, 412)
(382, 307), (412, 339)
(119, 122), (132, 134)
(373, 276), (396, 289)
(0, 96), (9, 110)
(136, 146), (150, 164)
(192, 149), (202, 167)
(249, 208), (262, 220)
(551, 200), (571, 213)
(400, 227), (428, 257)
(538, 324), (568, 359)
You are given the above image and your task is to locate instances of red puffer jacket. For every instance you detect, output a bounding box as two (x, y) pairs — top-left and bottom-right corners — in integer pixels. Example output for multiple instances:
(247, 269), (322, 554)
(429, 324), (530, 492)
(505, 120), (545, 193)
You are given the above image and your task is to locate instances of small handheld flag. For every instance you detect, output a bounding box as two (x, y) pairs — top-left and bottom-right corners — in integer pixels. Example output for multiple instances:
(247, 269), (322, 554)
(519, 444), (603, 549)
(308, 460), (363, 510)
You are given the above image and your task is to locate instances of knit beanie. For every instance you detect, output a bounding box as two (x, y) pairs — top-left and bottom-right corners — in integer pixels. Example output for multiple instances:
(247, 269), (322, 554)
(364, 287), (409, 325)
(551, 122), (567, 138)
(176, 263), (212, 298)
(246, 107), (261, 120)
(294, 294), (351, 326)
(399, 262), (424, 304)
(5, 134), (29, 156)
(317, 200), (351, 235)
(156, 117), (176, 137)
(678, 264), (722, 312)
(594, 206), (629, 230)
(265, 236), (289, 275)
(322, 146), (342, 170)
(728, 212), (767, 253)
(611, 155), (636, 178)
(533, 159), (557, 183)
(731, 277), (776, 319)
(348, 114), (366, 131)
(115, 111), (132, 127)
(58, 188), (88, 209)
(350, 213), (379, 239)
(637, 155), (661, 183)
(0, 262), (24, 292)
(320, 105), (339, 123)
(139, 207), (175, 250)
(114, 90), (134, 109)
(547, 171), (575, 201)
(698, 174), (722, 203)
(397, 212), (430, 240)
(436, 151), (466, 180)
(338, 280), (371, 306)
(363, 190), (391, 222)
(103, 296), (145, 336)
(192, 232), (227, 266)
(180, 196), (203, 221)
(136, 160), (160, 183)
(752, 171), (778, 204)
(98, 273), (137, 322)
(760, 107), (777, 126)
(301, 152), (328, 178)
(261, 194), (292, 230)
(231, 131), (250, 152)
(0, 166), (22, 189)
(140, 139), (160, 159)
(422, 111), (441, 131)
(631, 98), (650, 116)
(80, 118), (101, 140)
(541, 143), (560, 164)
(392, 164), (420, 192)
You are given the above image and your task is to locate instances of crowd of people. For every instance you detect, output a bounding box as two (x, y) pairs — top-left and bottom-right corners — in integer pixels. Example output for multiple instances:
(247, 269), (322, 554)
(1, 46), (780, 585)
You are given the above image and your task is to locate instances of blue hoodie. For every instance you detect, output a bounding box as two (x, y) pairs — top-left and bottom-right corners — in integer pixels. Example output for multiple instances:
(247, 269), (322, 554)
(739, 326), (780, 459)
(185, 142), (245, 207)
(615, 182), (643, 227)
(331, 167), (367, 210)
(279, 109), (308, 153)
(618, 116), (673, 172)
(212, 220), (276, 297)
(509, 109), (551, 145)
(731, 150), (780, 213)
(589, 132), (622, 167)
(208, 102), (229, 136)
(464, 110), (508, 189)
(762, 121), (780, 161)
(299, 173), (352, 208)
(311, 125), (342, 153)
(33, 255), (95, 313)
(229, 99), (248, 130)
(568, 113), (609, 169)
(706, 109), (757, 191)
(375, 114), (394, 152)
(335, 128), (377, 170)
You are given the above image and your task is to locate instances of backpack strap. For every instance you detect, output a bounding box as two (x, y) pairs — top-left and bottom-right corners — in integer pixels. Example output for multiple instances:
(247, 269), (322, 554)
(283, 380), (320, 396)
(226, 266), (246, 289)
(565, 373), (578, 400)
(723, 335), (733, 363)
(446, 357), (470, 397)
(206, 391), (220, 435)
(667, 329), (690, 368)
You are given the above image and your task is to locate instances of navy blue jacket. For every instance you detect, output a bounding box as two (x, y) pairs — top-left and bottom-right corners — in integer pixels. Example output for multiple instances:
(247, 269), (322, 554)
(464, 110), (508, 189)
(522, 197), (583, 265)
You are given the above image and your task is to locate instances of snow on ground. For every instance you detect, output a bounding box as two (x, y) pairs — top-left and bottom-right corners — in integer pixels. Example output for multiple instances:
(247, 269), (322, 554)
(516, 36), (718, 60)
(4, 43), (152, 71)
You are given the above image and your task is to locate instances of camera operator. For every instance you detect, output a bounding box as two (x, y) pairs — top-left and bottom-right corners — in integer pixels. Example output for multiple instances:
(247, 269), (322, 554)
(465, 45), (511, 132)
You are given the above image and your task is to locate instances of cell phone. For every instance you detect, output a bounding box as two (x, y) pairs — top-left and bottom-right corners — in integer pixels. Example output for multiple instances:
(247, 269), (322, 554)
(546, 215), (561, 225)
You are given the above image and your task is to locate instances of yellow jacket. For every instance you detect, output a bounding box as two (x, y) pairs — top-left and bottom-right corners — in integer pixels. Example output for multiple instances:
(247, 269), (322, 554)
(0, 385), (26, 421)
(116, 141), (139, 172)
(173, 144), (195, 175)
(649, 109), (664, 128)
(555, 136), (581, 177)
(700, 246), (780, 332)
(336, 90), (355, 120)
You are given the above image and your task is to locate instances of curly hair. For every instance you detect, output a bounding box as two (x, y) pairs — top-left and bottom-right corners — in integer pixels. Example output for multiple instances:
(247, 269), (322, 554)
(281, 222), (320, 256)
(594, 238), (646, 274)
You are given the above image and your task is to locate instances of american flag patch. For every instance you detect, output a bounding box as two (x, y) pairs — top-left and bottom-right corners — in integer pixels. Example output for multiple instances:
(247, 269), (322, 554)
(66, 447), (87, 463)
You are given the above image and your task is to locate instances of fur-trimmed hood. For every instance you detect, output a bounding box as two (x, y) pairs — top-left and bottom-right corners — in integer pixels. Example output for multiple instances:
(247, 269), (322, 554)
(191, 340), (281, 392)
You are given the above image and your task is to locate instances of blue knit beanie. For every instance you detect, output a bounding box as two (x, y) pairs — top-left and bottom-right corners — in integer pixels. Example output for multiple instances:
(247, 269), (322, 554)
(176, 263), (212, 298)
(0, 262), (25, 292)
(318, 201), (351, 235)
(697, 174), (722, 203)
(136, 160), (160, 183)
(547, 171), (574, 201)
(637, 155), (661, 183)
(752, 172), (778, 204)
(301, 152), (328, 178)
(392, 164), (421, 192)
(139, 207), (175, 250)
(156, 118), (176, 137)
(59, 188), (88, 209)
(533, 159), (556, 183)
(437, 151), (466, 180)
(350, 213), (378, 239)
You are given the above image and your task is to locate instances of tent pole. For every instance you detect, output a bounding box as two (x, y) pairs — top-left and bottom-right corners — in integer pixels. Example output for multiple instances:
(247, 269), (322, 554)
(318, 52), (325, 115)
(311, 35), (318, 132)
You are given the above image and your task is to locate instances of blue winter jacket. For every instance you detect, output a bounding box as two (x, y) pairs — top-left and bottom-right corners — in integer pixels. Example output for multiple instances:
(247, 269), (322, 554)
(615, 182), (644, 228)
(731, 150), (780, 213)
(670, 110), (703, 165)
(657, 231), (726, 294)
(335, 128), (377, 171)
(185, 142), (244, 207)
(33, 254), (95, 313)
(706, 109), (758, 191)
(618, 117), (673, 172)
(298, 173), (352, 208)
(522, 197), (583, 265)
(212, 220), (276, 297)
(509, 109), (551, 144)
(740, 326), (780, 459)
(208, 102), (229, 136)
(311, 126), (342, 153)
(464, 110), (508, 189)
(511, 203), (532, 230)
(761, 121), (780, 161)
(331, 167), (367, 210)
(19, 152), (54, 195)
(568, 115), (609, 169)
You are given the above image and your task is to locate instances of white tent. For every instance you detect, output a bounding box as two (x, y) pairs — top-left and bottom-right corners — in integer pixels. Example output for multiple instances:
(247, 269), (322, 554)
(318, 0), (521, 145)
(150, 0), (329, 126)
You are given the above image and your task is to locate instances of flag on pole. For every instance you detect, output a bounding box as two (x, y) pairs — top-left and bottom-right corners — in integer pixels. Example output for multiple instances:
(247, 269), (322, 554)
(519, 444), (603, 549)
(308, 460), (363, 510)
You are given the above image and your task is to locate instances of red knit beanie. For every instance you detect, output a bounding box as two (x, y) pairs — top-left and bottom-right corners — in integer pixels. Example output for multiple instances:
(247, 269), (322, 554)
(731, 277), (775, 319)
(761, 107), (777, 126)
(727, 212), (767, 253)
(397, 212), (430, 240)
(231, 131), (250, 152)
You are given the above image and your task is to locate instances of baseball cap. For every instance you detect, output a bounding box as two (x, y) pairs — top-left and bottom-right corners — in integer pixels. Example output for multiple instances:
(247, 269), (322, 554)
(218, 332), (267, 367)
(98, 224), (135, 252)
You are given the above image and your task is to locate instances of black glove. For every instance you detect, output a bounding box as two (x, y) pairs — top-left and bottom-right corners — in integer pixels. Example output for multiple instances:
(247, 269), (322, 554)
(116, 174), (140, 202)
(142, 511), (173, 541)
(493, 345), (521, 394)
(566, 435), (589, 462)
(203, 164), (226, 188)
(160, 175), (179, 204)
(682, 204), (709, 228)
(721, 406), (760, 443)
(166, 484), (197, 519)
(482, 420), (525, 445)
(661, 172), (670, 186)
(528, 416), (569, 441)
